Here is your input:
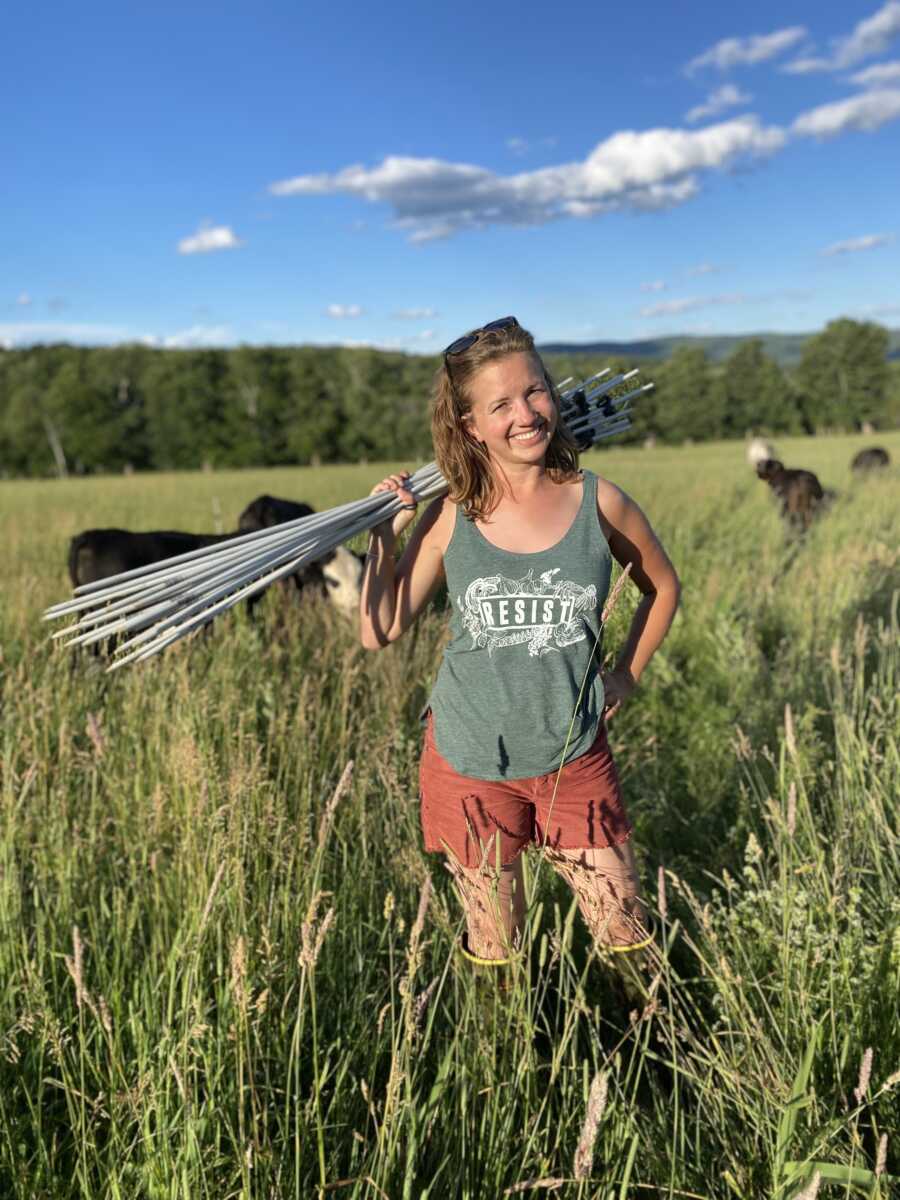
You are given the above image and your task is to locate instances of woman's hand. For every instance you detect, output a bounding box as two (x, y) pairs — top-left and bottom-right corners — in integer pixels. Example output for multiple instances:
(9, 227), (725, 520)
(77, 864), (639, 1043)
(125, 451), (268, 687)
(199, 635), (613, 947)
(369, 471), (419, 540)
(601, 665), (636, 721)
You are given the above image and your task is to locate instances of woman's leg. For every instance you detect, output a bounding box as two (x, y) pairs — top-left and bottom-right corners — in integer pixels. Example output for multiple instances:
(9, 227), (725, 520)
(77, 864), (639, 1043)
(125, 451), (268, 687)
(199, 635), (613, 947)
(444, 853), (526, 962)
(544, 839), (651, 951)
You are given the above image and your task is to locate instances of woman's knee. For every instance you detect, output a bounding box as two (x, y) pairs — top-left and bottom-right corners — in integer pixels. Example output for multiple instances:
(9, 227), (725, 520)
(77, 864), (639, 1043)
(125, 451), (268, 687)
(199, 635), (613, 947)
(545, 843), (652, 950)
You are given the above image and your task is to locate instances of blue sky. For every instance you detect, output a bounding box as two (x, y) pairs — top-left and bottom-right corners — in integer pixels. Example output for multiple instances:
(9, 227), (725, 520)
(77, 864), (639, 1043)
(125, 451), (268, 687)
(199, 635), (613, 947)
(4, 0), (900, 352)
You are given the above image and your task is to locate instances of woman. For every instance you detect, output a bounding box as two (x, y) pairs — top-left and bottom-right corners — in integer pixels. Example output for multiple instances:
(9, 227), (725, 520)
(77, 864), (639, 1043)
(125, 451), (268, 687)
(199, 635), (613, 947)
(360, 317), (680, 972)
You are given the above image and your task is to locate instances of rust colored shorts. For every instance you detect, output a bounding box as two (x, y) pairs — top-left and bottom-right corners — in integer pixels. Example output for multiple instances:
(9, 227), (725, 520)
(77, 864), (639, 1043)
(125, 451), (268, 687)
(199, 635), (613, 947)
(419, 714), (633, 868)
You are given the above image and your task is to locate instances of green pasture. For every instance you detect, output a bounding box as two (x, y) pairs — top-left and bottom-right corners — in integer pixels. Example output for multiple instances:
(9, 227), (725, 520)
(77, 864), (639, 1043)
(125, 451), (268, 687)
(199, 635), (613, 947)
(1, 432), (898, 1198)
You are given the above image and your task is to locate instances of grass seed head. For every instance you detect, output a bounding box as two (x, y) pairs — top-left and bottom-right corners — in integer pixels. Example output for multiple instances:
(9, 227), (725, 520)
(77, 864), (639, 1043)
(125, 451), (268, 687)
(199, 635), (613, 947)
(854, 1046), (873, 1105)
(786, 781), (797, 837)
(573, 1070), (608, 1179)
(795, 1171), (821, 1200)
(875, 1133), (888, 1177)
(601, 562), (632, 626)
(784, 702), (797, 757)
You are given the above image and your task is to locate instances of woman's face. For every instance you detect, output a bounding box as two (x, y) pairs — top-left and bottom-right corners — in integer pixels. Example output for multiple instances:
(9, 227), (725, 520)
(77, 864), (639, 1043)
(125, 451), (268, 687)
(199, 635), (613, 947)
(463, 351), (557, 466)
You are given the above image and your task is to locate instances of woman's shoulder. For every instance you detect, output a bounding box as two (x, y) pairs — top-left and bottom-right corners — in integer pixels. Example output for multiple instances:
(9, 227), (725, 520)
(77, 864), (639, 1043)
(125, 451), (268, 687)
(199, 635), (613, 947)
(420, 493), (459, 555)
(594, 472), (627, 509)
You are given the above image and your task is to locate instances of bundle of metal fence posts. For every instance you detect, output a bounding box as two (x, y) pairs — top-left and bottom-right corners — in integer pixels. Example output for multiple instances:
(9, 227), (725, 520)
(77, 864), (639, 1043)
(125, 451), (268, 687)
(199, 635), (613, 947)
(43, 367), (652, 669)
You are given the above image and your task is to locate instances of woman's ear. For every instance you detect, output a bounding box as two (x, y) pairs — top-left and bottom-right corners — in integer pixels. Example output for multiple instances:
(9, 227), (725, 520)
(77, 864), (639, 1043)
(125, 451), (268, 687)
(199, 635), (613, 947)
(462, 412), (484, 445)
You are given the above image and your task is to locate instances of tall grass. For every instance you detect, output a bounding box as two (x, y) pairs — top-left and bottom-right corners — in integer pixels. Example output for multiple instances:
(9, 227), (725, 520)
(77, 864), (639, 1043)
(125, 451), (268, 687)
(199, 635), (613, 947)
(1, 433), (898, 1197)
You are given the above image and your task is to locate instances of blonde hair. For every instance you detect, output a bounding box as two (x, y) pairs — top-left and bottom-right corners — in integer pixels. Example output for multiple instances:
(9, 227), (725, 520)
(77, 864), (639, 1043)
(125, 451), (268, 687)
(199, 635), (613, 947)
(430, 320), (580, 520)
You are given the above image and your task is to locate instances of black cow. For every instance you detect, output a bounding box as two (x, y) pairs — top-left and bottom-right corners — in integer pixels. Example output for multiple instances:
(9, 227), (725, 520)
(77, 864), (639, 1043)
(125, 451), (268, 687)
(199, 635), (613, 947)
(238, 494), (364, 615)
(67, 527), (242, 656)
(68, 528), (236, 589)
(755, 459), (826, 533)
(851, 446), (891, 474)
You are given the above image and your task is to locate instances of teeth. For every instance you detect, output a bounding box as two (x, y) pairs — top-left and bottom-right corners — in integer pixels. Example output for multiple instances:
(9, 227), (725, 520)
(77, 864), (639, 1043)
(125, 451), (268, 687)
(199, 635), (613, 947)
(511, 425), (544, 441)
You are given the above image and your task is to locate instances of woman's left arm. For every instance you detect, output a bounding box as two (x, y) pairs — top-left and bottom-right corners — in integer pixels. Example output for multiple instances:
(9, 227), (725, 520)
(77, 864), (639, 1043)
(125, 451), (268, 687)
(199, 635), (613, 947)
(597, 478), (681, 719)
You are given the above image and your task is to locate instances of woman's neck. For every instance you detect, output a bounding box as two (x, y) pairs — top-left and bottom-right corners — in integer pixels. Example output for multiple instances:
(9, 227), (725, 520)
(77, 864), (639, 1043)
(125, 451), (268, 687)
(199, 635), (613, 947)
(489, 458), (551, 504)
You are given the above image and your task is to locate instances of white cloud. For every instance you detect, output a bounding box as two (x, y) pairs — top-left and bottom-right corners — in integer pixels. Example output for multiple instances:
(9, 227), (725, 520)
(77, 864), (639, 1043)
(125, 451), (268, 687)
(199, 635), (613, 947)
(686, 262), (720, 276)
(177, 224), (243, 255)
(326, 303), (364, 319)
(0, 321), (239, 349)
(849, 59), (900, 86)
(16, 291), (32, 306)
(640, 280), (667, 292)
(159, 325), (232, 348)
(820, 232), (895, 255)
(782, 57), (834, 75)
(793, 87), (900, 135)
(686, 84), (753, 122)
(686, 26), (806, 74)
(0, 321), (136, 346)
(832, 1), (900, 67)
(783, 2), (900, 72)
(269, 116), (786, 242)
(640, 294), (748, 318)
(393, 307), (437, 319)
(506, 135), (558, 155)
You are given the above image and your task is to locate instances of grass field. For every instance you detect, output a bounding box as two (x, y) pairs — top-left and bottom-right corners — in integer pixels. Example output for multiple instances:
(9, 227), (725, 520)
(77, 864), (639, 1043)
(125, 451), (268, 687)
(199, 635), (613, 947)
(1, 432), (899, 1199)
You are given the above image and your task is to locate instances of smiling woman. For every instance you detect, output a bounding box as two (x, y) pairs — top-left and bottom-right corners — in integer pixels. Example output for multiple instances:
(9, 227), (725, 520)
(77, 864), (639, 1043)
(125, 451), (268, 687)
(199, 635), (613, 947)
(360, 317), (681, 982)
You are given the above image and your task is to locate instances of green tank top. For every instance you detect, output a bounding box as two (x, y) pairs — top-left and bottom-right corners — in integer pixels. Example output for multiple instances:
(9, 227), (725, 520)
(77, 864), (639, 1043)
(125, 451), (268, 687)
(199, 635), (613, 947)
(428, 469), (612, 780)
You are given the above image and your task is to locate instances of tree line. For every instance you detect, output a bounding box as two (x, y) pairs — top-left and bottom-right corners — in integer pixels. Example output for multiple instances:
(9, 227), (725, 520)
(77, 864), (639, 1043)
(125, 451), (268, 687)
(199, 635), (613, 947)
(1, 319), (896, 478)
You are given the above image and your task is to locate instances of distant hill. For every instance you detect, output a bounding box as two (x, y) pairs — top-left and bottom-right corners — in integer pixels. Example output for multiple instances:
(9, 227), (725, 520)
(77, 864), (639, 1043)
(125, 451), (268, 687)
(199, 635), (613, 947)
(539, 328), (900, 368)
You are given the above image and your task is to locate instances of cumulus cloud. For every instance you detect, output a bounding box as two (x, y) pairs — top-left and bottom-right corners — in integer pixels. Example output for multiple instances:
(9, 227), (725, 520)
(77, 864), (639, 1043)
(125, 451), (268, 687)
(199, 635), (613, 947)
(16, 291), (32, 306)
(640, 281), (667, 292)
(849, 59), (900, 86)
(686, 84), (753, 123)
(783, 1), (900, 72)
(177, 224), (243, 255)
(269, 116), (786, 242)
(686, 26), (806, 74)
(393, 307), (437, 319)
(326, 303), (364, 318)
(640, 293), (748, 318)
(793, 88), (900, 135)
(820, 232), (895, 255)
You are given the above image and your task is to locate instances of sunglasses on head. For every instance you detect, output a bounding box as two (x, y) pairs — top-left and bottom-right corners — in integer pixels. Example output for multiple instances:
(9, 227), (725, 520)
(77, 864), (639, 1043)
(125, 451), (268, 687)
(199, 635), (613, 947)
(443, 316), (520, 365)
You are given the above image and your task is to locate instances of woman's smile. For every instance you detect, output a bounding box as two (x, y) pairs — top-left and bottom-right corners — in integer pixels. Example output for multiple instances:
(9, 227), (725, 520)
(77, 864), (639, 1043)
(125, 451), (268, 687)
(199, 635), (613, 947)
(509, 422), (548, 444)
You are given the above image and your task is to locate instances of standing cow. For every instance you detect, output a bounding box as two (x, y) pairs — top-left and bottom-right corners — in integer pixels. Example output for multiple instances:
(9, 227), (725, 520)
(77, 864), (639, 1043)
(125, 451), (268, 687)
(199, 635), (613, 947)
(755, 459), (827, 533)
(67, 527), (243, 656)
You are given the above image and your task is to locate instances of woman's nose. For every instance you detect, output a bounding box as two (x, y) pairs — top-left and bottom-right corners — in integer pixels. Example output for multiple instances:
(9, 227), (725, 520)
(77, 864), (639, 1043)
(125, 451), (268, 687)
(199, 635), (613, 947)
(512, 396), (537, 423)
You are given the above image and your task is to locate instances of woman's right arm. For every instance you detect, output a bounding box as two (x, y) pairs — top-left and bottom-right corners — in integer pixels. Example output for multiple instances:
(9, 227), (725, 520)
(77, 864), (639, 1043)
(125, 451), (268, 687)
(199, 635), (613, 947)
(359, 474), (451, 650)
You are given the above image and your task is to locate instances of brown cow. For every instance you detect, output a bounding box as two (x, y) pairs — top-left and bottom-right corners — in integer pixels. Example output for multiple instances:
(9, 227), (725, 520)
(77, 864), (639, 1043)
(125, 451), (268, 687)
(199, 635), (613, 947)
(755, 459), (826, 533)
